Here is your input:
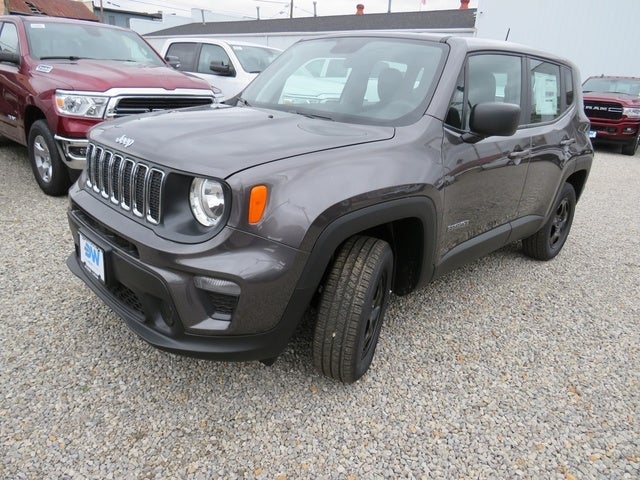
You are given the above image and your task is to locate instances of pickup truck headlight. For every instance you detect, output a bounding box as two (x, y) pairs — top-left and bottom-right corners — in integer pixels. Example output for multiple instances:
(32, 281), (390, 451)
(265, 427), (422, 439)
(190, 178), (226, 227)
(623, 107), (640, 118)
(55, 91), (108, 118)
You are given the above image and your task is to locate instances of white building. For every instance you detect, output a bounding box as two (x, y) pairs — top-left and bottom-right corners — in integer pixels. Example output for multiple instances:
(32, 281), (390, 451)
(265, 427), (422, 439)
(474, 0), (640, 80)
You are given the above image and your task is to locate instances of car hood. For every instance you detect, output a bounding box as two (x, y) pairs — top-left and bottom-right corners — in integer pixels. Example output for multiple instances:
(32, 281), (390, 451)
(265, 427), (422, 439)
(583, 91), (640, 106)
(89, 105), (395, 178)
(31, 59), (210, 91)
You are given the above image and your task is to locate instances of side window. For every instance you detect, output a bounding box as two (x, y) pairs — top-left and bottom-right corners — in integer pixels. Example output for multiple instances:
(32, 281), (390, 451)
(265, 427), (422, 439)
(563, 66), (574, 107)
(529, 59), (561, 123)
(198, 44), (232, 75)
(166, 42), (198, 72)
(446, 53), (522, 131)
(0, 22), (20, 54)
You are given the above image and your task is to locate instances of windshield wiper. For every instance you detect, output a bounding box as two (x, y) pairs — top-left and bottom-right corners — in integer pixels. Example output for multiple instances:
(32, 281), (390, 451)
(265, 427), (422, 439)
(39, 56), (89, 61)
(290, 110), (334, 121)
(237, 97), (251, 107)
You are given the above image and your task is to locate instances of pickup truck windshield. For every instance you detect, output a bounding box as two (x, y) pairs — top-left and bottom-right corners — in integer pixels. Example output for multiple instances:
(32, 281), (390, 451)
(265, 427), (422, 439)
(25, 21), (164, 66)
(230, 44), (280, 73)
(582, 77), (640, 96)
(241, 37), (447, 126)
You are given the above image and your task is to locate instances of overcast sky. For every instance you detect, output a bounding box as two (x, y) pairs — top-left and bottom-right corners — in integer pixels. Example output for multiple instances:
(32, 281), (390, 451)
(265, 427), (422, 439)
(97, 0), (478, 20)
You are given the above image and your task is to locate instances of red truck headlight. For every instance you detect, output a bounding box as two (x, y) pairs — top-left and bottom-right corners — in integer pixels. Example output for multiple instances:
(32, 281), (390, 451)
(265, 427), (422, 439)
(55, 90), (108, 118)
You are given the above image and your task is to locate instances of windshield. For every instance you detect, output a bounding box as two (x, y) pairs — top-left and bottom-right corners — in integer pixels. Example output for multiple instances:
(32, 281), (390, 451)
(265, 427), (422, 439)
(582, 77), (640, 96)
(241, 37), (447, 126)
(231, 44), (280, 73)
(25, 21), (164, 65)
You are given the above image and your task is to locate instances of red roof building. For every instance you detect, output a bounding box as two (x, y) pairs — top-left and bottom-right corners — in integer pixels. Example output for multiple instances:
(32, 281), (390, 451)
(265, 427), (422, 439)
(1, 0), (98, 21)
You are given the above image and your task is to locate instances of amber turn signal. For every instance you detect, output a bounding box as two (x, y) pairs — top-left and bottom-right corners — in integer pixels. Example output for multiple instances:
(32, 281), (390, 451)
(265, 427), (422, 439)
(248, 185), (268, 224)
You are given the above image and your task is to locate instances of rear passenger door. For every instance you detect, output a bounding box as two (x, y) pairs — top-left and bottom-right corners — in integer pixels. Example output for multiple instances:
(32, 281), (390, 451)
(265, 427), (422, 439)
(517, 59), (577, 219)
(441, 53), (530, 255)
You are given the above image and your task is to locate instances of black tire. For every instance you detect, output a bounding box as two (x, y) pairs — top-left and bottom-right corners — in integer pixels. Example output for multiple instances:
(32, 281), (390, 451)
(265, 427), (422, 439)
(28, 119), (72, 196)
(522, 183), (576, 260)
(621, 134), (639, 156)
(313, 236), (393, 383)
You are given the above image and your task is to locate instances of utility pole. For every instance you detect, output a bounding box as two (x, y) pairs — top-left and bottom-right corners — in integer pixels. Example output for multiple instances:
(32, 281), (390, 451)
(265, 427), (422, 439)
(289, 1), (293, 18)
(256, 6), (260, 19)
(313, 1), (316, 17)
(387, 0), (392, 13)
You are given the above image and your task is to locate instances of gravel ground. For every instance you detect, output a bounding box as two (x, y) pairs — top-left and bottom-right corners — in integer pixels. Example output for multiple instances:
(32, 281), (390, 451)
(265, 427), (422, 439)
(0, 139), (638, 479)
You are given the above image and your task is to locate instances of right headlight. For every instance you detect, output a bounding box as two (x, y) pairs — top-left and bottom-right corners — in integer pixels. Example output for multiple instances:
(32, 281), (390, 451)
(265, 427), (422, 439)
(189, 177), (226, 227)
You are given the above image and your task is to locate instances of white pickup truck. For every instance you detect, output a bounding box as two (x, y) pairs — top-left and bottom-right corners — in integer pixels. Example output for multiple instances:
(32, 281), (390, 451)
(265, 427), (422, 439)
(152, 38), (281, 101)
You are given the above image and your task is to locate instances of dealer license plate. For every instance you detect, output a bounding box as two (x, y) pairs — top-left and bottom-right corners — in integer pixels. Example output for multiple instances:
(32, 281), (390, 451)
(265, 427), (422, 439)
(589, 130), (597, 139)
(80, 233), (105, 283)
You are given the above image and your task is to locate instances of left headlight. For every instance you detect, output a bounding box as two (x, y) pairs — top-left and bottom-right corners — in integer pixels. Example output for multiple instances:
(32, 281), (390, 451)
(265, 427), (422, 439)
(55, 90), (108, 118)
(190, 177), (226, 227)
(623, 107), (640, 118)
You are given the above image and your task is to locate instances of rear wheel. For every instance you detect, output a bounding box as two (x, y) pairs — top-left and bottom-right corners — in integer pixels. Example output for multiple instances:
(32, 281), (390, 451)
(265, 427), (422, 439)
(621, 134), (639, 156)
(28, 119), (71, 196)
(313, 236), (393, 383)
(522, 183), (576, 260)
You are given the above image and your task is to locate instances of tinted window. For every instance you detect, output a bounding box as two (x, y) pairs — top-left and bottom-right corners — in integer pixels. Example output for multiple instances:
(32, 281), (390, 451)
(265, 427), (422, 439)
(0, 22), (19, 54)
(563, 66), (574, 107)
(446, 53), (522, 130)
(198, 44), (231, 74)
(529, 59), (561, 123)
(166, 42), (198, 71)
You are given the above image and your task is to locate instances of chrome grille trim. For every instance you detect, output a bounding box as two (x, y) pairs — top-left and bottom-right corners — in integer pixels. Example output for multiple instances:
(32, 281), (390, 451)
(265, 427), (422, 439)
(85, 143), (165, 225)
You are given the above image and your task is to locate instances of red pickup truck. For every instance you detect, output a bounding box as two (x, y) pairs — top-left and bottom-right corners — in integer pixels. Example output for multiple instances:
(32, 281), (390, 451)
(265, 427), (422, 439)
(582, 75), (640, 156)
(0, 15), (216, 195)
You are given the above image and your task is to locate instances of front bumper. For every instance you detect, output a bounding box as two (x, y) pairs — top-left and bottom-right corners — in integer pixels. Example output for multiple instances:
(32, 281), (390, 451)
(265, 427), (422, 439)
(66, 185), (312, 361)
(55, 135), (88, 169)
(588, 120), (640, 144)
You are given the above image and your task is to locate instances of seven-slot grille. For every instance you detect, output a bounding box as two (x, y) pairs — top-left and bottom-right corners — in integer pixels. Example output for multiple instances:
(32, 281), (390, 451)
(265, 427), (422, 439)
(85, 143), (164, 225)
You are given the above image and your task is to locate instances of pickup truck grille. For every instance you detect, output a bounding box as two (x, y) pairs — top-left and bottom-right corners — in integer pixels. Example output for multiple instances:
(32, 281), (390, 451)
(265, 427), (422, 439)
(584, 101), (624, 120)
(111, 96), (213, 117)
(85, 143), (164, 225)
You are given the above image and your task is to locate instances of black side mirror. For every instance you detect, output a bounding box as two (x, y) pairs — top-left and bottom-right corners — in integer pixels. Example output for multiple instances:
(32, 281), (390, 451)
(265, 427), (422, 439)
(210, 61), (235, 77)
(0, 51), (20, 65)
(463, 102), (521, 143)
(165, 55), (180, 69)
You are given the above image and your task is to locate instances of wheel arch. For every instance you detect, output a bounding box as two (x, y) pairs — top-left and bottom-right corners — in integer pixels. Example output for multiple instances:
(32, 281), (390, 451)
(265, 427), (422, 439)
(24, 105), (47, 140)
(297, 196), (438, 299)
(565, 168), (589, 202)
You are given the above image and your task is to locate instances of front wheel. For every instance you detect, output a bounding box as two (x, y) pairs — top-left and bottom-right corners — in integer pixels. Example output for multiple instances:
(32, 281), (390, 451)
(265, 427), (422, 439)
(28, 119), (72, 196)
(313, 236), (393, 383)
(522, 182), (576, 260)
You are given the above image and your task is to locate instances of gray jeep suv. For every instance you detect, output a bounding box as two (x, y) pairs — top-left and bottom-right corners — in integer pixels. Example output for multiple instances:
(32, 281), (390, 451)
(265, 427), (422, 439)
(67, 34), (593, 383)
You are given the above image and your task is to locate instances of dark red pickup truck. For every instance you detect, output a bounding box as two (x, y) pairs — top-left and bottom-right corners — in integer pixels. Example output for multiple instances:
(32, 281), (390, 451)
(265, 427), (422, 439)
(582, 75), (640, 156)
(0, 15), (215, 195)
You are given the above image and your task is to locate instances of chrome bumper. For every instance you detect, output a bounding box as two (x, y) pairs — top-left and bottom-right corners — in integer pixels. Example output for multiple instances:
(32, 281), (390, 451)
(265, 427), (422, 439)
(54, 135), (88, 170)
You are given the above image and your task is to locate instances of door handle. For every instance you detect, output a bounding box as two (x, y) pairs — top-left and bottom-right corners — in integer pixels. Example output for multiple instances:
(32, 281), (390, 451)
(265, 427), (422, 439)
(507, 149), (531, 159)
(560, 138), (576, 146)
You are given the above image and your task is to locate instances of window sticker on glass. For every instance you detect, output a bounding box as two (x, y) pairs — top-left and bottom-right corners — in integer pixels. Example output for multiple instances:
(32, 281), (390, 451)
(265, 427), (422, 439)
(533, 72), (558, 115)
(30, 24), (46, 29)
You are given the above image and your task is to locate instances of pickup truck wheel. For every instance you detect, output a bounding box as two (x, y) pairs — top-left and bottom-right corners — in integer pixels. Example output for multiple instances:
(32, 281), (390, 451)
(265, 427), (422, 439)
(28, 120), (71, 196)
(621, 134), (639, 156)
(522, 183), (576, 260)
(313, 236), (393, 383)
